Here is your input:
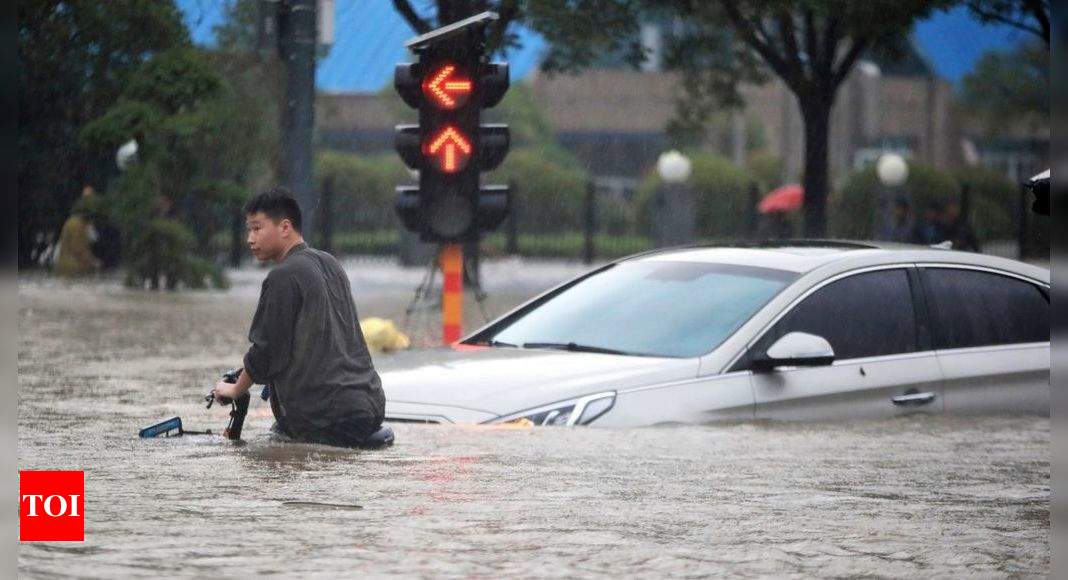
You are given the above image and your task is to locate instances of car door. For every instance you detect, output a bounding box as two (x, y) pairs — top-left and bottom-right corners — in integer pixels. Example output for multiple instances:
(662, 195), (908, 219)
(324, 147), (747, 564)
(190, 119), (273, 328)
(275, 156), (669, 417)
(918, 265), (1050, 415)
(742, 266), (945, 421)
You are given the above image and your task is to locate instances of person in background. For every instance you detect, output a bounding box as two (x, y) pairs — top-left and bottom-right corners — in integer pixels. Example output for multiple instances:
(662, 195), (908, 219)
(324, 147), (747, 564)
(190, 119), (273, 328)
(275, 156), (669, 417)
(911, 201), (946, 246)
(55, 184), (102, 277)
(941, 199), (980, 252)
(884, 197), (913, 243)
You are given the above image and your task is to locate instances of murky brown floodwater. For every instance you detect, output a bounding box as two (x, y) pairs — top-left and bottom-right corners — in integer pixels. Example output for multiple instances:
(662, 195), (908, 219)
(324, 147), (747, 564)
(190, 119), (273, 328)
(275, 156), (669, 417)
(19, 275), (1049, 577)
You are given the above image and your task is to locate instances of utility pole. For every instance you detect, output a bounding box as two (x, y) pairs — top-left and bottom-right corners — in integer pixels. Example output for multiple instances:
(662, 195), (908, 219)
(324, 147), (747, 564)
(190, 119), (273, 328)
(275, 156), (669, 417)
(277, 0), (318, 235)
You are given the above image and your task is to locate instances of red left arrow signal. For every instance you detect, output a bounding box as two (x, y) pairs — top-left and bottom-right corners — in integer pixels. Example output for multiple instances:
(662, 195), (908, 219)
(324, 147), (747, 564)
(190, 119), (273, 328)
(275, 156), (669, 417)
(422, 64), (473, 110)
(424, 126), (473, 173)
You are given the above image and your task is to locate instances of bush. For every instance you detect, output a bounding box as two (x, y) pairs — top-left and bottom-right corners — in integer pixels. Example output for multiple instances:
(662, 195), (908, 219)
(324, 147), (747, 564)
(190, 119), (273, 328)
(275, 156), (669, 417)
(831, 163), (1032, 245)
(951, 165), (1017, 241)
(315, 150), (409, 232)
(634, 152), (754, 238)
(487, 147), (590, 233)
(746, 151), (784, 192)
(123, 218), (227, 290)
(830, 163), (958, 240)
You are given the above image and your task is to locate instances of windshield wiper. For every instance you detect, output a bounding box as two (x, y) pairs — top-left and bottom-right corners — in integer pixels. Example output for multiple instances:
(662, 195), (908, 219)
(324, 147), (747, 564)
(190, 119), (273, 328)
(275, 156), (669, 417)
(521, 342), (630, 355)
(477, 339), (517, 348)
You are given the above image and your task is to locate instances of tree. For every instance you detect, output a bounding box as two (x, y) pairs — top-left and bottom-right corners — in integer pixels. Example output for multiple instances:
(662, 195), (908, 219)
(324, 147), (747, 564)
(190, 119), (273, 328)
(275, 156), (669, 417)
(661, 1), (949, 236)
(966, 0), (1049, 45)
(961, 41), (1049, 132)
(18, 0), (188, 268)
(81, 48), (261, 289)
(531, 1), (948, 236)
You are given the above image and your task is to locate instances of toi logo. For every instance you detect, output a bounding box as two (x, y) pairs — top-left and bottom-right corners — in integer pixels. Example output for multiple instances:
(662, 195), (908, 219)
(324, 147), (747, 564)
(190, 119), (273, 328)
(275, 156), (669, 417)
(19, 471), (84, 542)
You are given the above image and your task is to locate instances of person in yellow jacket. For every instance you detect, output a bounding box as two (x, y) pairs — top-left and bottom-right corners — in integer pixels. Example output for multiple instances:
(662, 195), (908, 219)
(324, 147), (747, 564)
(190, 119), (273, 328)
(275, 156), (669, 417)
(55, 185), (102, 278)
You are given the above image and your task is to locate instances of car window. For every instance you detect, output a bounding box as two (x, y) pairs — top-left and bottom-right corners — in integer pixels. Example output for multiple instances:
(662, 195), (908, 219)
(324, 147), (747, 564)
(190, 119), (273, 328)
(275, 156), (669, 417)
(485, 261), (797, 358)
(753, 268), (918, 361)
(922, 268), (1049, 349)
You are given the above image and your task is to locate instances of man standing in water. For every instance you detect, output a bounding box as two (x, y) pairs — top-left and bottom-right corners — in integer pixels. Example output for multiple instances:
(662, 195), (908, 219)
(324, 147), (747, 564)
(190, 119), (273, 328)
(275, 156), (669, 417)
(212, 188), (387, 447)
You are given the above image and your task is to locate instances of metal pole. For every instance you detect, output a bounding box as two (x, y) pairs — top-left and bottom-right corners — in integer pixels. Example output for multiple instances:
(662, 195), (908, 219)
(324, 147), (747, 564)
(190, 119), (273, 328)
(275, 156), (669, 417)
(320, 175), (333, 254)
(441, 244), (463, 344)
(278, 0), (317, 235)
(583, 180), (595, 264)
(748, 182), (760, 240)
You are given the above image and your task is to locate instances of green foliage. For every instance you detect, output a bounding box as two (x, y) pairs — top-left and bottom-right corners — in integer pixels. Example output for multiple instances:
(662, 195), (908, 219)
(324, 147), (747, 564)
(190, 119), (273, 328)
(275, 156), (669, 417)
(122, 218), (225, 290)
(485, 84), (560, 151)
(529, 0), (951, 236)
(961, 41), (1049, 132)
(81, 47), (270, 289)
(634, 152), (754, 238)
(965, 0), (1050, 45)
(525, 0), (647, 73)
(488, 147), (590, 232)
(951, 166), (1019, 242)
(830, 163), (957, 239)
(831, 163), (1025, 244)
(315, 151), (410, 231)
(17, 0), (189, 267)
(745, 151), (784, 191)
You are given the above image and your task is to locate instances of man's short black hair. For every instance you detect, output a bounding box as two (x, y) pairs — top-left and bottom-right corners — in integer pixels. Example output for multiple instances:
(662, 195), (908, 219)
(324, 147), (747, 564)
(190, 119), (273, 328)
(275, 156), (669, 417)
(244, 187), (302, 232)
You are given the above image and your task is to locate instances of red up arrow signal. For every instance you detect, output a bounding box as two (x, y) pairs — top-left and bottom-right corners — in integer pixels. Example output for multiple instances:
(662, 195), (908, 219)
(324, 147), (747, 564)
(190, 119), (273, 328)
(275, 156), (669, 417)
(422, 64), (473, 110)
(424, 126), (473, 173)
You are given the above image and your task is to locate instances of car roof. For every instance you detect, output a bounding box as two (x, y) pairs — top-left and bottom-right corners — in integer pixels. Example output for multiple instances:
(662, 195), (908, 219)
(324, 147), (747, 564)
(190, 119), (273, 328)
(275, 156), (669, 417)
(624, 239), (1050, 282)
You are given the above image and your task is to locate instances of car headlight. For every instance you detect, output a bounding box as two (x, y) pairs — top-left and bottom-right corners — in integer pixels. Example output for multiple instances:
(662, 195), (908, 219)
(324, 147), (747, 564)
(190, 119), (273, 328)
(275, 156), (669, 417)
(494, 392), (616, 426)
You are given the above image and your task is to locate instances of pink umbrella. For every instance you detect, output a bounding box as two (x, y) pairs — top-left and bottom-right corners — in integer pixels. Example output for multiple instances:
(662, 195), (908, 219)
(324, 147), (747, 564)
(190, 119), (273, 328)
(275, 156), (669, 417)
(758, 184), (804, 214)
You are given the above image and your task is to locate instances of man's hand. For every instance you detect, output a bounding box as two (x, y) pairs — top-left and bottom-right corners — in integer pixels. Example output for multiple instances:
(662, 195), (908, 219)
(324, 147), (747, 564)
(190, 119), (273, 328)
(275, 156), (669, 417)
(213, 380), (241, 403)
(212, 368), (254, 404)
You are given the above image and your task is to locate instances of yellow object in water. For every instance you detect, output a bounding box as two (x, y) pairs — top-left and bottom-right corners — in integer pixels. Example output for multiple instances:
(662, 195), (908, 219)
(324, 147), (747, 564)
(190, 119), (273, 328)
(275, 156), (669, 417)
(55, 215), (100, 278)
(359, 317), (411, 353)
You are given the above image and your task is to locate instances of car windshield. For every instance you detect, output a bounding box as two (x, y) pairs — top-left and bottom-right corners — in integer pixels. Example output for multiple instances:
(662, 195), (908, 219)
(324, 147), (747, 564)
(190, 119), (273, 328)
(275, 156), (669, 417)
(484, 261), (797, 358)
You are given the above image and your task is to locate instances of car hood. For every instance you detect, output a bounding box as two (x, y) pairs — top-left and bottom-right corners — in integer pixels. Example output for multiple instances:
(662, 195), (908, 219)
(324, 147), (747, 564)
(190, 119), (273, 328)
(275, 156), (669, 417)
(376, 346), (699, 421)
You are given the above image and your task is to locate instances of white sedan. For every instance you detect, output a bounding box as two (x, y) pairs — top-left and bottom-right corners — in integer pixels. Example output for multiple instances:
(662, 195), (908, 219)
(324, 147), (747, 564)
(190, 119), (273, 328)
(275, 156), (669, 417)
(378, 242), (1050, 427)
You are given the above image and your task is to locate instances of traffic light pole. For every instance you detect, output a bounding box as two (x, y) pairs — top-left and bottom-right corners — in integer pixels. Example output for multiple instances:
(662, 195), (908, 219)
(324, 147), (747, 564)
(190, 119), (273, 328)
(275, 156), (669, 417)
(393, 12), (512, 346)
(278, 0), (318, 234)
(440, 244), (464, 343)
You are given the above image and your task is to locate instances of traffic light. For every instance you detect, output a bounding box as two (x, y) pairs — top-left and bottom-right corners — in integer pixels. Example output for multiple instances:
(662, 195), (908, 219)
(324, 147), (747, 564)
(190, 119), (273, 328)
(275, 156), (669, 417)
(394, 12), (511, 243)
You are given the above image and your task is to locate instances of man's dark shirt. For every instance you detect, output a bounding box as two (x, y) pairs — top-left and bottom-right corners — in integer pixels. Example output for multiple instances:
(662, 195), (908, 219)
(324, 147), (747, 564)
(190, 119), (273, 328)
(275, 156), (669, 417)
(244, 242), (385, 445)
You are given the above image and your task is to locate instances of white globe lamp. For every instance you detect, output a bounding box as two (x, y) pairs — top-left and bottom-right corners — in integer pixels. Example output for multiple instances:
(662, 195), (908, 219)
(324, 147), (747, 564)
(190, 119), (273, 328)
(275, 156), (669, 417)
(876, 153), (908, 187)
(657, 150), (692, 184)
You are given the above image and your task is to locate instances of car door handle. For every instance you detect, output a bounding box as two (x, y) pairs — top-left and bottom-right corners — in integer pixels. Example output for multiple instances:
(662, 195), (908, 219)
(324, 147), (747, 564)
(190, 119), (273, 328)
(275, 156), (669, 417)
(891, 391), (937, 406)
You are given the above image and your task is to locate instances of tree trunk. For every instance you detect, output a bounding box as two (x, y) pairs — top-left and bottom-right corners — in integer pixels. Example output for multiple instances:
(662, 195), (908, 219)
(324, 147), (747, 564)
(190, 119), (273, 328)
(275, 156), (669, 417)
(800, 100), (832, 238)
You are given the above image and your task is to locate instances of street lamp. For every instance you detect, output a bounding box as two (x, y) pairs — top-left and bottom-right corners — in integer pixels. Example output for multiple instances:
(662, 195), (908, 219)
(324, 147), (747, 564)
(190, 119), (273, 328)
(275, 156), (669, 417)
(654, 150), (694, 248)
(876, 153), (908, 187)
(874, 153), (909, 241)
(657, 150), (692, 183)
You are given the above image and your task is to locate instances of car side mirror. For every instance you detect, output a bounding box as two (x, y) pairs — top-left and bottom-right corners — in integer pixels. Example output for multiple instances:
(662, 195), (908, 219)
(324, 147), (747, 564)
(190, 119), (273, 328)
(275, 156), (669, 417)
(751, 331), (835, 372)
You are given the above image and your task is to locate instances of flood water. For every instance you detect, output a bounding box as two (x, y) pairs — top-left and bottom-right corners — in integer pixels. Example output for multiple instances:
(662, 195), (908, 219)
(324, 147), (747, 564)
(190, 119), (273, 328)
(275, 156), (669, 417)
(18, 274), (1050, 577)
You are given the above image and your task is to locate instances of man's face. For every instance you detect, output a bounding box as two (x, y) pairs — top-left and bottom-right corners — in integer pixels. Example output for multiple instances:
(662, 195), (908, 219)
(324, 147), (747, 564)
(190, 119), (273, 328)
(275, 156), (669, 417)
(246, 212), (293, 262)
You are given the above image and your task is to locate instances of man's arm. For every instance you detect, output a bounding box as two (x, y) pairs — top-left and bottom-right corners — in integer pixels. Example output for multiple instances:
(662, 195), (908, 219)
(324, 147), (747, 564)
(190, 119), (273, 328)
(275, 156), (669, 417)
(243, 271), (302, 385)
(213, 368), (254, 402)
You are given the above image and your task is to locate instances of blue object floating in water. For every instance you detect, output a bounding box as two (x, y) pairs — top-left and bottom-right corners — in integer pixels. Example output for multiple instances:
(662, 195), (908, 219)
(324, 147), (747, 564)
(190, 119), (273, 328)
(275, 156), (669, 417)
(139, 417), (183, 438)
